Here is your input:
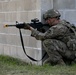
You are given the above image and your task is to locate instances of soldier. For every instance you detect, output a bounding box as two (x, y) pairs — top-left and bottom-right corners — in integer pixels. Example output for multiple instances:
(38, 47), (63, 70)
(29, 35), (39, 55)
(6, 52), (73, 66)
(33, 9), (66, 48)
(28, 9), (76, 65)
(16, 9), (76, 65)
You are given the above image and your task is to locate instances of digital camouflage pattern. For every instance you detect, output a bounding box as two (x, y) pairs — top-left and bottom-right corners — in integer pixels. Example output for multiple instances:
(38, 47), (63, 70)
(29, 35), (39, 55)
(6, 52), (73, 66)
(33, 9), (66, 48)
(31, 20), (76, 65)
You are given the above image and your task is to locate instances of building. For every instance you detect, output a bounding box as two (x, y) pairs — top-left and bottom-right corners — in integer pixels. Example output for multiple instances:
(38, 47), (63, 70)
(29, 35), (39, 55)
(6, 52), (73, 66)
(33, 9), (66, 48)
(0, 0), (76, 65)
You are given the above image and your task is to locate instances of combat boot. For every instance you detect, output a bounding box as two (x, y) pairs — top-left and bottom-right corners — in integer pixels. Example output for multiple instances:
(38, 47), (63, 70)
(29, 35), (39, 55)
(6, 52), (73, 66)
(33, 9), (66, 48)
(57, 59), (66, 66)
(43, 57), (51, 65)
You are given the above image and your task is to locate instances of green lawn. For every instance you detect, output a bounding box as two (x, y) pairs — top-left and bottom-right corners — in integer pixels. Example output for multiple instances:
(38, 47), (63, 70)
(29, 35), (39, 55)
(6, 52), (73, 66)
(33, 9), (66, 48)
(0, 55), (76, 75)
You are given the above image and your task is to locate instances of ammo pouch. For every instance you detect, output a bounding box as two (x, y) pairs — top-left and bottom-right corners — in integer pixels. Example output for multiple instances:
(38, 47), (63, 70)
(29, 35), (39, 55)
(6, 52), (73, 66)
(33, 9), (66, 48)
(67, 38), (76, 51)
(66, 37), (76, 60)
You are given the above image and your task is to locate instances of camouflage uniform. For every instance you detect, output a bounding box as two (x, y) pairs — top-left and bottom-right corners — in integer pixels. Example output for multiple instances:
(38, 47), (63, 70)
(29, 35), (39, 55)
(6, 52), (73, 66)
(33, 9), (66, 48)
(31, 20), (76, 65)
(31, 9), (76, 65)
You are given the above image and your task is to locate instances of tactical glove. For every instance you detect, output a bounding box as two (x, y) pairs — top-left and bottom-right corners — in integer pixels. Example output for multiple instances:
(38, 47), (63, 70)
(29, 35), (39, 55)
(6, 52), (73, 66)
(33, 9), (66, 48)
(24, 23), (30, 30)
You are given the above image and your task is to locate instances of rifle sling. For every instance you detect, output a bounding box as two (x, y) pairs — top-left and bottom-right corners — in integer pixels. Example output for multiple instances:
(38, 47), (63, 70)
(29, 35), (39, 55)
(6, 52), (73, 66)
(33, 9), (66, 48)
(19, 29), (47, 62)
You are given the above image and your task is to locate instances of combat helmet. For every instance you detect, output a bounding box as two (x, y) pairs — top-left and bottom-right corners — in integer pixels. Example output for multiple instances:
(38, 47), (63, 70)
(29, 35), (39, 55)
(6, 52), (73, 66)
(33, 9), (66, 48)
(43, 9), (61, 20)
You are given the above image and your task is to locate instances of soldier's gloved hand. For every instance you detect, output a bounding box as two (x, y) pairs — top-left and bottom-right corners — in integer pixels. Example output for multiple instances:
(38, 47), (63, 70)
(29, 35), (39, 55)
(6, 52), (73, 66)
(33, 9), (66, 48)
(24, 24), (31, 30)
(16, 22), (25, 29)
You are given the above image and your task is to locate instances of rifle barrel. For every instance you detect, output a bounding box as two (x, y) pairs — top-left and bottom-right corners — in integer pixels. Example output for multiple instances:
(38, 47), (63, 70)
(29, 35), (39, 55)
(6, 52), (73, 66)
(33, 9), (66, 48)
(4, 24), (16, 28)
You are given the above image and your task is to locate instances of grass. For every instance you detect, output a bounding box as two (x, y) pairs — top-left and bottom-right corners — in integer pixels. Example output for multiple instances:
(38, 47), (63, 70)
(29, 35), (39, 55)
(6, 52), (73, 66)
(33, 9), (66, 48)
(0, 55), (76, 75)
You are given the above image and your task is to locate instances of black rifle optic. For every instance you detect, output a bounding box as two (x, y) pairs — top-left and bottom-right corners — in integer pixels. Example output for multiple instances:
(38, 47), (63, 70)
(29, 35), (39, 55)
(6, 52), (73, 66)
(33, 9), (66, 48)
(4, 18), (50, 33)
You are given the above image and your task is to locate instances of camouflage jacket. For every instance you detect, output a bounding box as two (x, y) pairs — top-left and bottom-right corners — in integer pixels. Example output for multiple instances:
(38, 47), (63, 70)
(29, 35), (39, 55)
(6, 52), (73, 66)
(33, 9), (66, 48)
(31, 20), (75, 43)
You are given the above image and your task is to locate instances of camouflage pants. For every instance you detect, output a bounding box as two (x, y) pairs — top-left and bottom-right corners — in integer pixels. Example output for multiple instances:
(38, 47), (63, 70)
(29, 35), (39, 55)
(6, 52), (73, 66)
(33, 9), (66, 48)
(43, 39), (75, 65)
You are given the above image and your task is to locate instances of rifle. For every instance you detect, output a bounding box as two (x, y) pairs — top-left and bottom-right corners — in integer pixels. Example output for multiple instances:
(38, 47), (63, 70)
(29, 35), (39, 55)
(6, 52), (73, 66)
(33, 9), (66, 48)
(4, 18), (50, 33)
(4, 18), (48, 62)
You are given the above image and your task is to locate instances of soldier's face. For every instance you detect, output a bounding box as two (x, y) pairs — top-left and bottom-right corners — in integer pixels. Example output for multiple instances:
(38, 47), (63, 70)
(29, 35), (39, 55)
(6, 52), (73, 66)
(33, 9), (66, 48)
(45, 18), (56, 26)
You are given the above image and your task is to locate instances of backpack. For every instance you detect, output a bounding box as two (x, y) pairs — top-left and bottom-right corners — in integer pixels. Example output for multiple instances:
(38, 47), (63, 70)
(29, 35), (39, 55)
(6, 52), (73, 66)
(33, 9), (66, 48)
(63, 20), (76, 51)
